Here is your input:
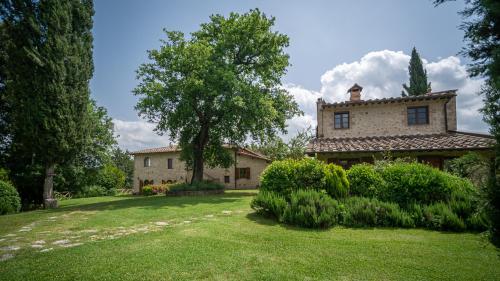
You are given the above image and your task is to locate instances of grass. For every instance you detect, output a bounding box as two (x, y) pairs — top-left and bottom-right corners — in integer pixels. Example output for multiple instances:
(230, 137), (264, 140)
(0, 190), (499, 281)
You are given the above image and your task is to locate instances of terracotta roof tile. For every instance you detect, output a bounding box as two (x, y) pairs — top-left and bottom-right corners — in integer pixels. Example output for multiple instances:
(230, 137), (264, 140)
(306, 131), (494, 153)
(130, 145), (270, 161)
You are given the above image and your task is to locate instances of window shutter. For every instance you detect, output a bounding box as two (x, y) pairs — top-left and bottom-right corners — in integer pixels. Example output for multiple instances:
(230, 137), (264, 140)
(246, 168), (251, 179)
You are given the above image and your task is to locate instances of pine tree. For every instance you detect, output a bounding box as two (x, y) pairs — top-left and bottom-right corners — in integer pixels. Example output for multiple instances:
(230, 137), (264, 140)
(1, 0), (94, 208)
(402, 47), (431, 96)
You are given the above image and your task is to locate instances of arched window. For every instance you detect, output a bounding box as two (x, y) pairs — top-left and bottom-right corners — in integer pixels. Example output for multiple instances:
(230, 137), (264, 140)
(144, 157), (151, 167)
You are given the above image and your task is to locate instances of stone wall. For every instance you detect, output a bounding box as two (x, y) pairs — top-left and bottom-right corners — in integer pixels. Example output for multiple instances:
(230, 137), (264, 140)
(133, 151), (268, 193)
(317, 97), (457, 138)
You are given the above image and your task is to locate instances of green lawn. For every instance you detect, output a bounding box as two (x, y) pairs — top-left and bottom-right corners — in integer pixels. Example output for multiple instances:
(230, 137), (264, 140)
(0, 190), (499, 281)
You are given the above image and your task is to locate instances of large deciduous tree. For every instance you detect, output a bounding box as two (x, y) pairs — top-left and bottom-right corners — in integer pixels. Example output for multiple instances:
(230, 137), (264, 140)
(1, 0), (94, 208)
(435, 0), (500, 247)
(134, 9), (301, 183)
(402, 47), (431, 97)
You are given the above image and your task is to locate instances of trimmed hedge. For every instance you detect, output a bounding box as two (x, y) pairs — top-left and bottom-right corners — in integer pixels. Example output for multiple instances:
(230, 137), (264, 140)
(260, 158), (349, 199)
(347, 164), (383, 198)
(0, 180), (21, 215)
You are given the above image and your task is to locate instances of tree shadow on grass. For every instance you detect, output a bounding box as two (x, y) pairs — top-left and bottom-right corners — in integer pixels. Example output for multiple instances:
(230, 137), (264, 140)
(47, 192), (255, 214)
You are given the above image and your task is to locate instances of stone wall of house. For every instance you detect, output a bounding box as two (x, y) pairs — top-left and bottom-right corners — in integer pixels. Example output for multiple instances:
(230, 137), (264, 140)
(318, 97), (457, 138)
(133, 151), (268, 193)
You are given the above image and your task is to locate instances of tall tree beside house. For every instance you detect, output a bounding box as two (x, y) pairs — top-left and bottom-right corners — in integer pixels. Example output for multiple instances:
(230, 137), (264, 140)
(0, 23), (11, 159)
(1, 0), (94, 208)
(401, 47), (431, 97)
(134, 9), (301, 183)
(435, 0), (500, 247)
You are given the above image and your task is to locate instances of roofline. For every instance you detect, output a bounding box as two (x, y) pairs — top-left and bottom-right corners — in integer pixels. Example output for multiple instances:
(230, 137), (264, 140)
(321, 90), (457, 109)
(307, 147), (494, 154)
(130, 145), (270, 161)
(449, 130), (494, 139)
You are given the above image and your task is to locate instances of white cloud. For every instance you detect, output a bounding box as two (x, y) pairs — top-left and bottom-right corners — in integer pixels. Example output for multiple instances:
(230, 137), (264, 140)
(116, 50), (489, 150)
(113, 119), (171, 151)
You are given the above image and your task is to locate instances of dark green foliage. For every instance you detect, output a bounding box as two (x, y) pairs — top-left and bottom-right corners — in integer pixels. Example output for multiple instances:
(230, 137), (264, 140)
(434, 0), (500, 246)
(74, 185), (113, 198)
(0, 180), (21, 214)
(445, 152), (489, 187)
(169, 181), (224, 192)
(422, 203), (466, 232)
(341, 197), (414, 228)
(1, 0), (95, 205)
(379, 162), (453, 206)
(324, 164), (349, 199)
(250, 191), (287, 220)
(0, 168), (10, 183)
(282, 190), (342, 228)
(134, 9), (301, 183)
(347, 164), (384, 198)
(402, 47), (431, 96)
(96, 164), (126, 191)
(259, 158), (348, 198)
(111, 147), (134, 188)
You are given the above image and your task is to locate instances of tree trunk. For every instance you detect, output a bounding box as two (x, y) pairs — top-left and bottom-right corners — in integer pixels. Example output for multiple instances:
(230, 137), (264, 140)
(43, 163), (58, 209)
(191, 146), (204, 183)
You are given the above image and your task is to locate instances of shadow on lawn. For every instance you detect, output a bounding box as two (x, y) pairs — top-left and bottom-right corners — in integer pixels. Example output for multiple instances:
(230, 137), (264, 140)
(50, 192), (256, 213)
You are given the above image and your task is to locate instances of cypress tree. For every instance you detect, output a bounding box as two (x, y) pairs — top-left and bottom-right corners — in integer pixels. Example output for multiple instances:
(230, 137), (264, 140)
(1, 0), (94, 208)
(402, 47), (431, 96)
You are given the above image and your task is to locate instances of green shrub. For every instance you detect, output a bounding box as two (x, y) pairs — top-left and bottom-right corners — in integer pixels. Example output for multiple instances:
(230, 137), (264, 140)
(260, 158), (348, 198)
(250, 191), (287, 220)
(445, 152), (489, 187)
(347, 164), (384, 198)
(0, 180), (21, 215)
(75, 185), (109, 198)
(324, 164), (349, 199)
(169, 180), (224, 192)
(96, 164), (126, 191)
(379, 162), (453, 206)
(282, 190), (342, 228)
(0, 168), (10, 183)
(259, 159), (297, 196)
(422, 203), (466, 232)
(342, 197), (414, 228)
(142, 185), (154, 196)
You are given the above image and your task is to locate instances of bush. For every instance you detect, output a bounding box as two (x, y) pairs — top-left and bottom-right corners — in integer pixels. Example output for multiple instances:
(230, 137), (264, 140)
(342, 197), (414, 228)
(422, 203), (466, 232)
(0, 168), (10, 183)
(347, 164), (384, 198)
(282, 190), (342, 228)
(379, 162), (453, 206)
(260, 158), (348, 198)
(0, 180), (21, 215)
(75, 185), (110, 198)
(169, 180), (224, 192)
(96, 164), (126, 191)
(324, 164), (349, 199)
(250, 191), (287, 220)
(142, 184), (169, 196)
(445, 152), (489, 187)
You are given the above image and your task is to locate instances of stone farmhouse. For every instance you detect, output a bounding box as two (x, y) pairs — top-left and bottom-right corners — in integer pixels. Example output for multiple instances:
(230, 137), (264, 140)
(131, 146), (270, 193)
(306, 84), (495, 169)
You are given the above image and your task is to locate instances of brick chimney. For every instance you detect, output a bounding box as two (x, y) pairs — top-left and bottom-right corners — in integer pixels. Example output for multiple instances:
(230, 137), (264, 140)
(347, 83), (363, 102)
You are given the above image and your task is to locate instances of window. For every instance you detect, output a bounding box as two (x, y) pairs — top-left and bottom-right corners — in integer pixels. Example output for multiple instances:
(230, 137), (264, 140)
(334, 112), (349, 129)
(144, 157), (151, 167)
(407, 106), (428, 125)
(235, 168), (250, 179)
(224, 176), (230, 183)
(167, 158), (173, 169)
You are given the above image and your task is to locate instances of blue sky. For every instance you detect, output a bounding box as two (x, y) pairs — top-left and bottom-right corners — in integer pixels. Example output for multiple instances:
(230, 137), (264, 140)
(90, 0), (487, 150)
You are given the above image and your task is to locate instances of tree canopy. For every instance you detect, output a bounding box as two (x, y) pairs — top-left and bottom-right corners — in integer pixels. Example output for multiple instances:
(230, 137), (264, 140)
(402, 47), (431, 96)
(134, 9), (301, 183)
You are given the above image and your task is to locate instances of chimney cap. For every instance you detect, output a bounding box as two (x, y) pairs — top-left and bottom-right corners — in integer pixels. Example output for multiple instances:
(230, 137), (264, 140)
(347, 83), (363, 93)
